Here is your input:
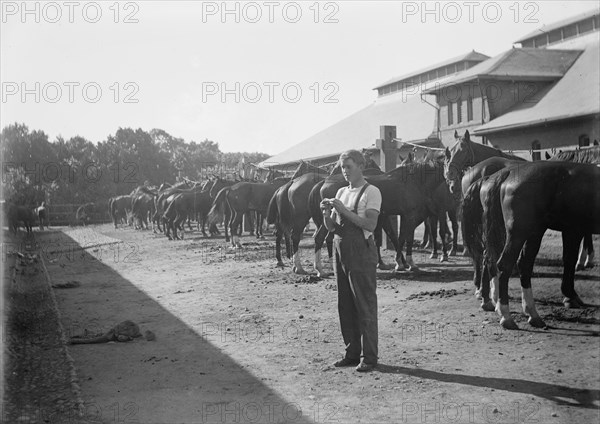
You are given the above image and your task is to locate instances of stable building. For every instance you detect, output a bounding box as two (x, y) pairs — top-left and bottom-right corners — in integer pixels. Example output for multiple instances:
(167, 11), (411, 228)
(422, 9), (599, 159)
(258, 51), (490, 171)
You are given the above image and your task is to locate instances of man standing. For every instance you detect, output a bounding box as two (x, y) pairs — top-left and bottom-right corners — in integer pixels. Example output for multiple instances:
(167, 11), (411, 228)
(321, 150), (382, 372)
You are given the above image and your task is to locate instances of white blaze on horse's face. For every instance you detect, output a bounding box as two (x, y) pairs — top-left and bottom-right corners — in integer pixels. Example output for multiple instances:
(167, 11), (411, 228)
(341, 158), (363, 184)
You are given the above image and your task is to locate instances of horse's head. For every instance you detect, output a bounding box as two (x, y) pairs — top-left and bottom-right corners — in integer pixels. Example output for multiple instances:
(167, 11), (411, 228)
(444, 130), (473, 196)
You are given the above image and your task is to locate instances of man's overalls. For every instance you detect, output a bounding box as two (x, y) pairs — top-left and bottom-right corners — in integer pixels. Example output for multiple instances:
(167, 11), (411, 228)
(333, 183), (379, 365)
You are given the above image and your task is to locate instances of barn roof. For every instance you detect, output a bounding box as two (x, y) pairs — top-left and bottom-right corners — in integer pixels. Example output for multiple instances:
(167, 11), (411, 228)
(373, 50), (490, 90)
(422, 48), (582, 93)
(258, 88), (440, 166)
(514, 8), (599, 43)
(474, 40), (599, 135)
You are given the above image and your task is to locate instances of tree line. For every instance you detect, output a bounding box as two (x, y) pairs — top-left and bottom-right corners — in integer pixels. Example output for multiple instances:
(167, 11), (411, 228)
(1, 123), (270, 206)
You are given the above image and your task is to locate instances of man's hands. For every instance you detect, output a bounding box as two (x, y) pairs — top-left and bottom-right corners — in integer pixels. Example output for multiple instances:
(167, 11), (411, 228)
(321, 198), (348, 217)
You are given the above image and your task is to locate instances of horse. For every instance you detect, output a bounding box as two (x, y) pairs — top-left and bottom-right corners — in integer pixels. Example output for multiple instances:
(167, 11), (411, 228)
(480, 161), (600, 329)
(308, 162), (390, 274)
(266, 183), (293, 267)
(109, 195), (133, 229)
(444, 130), (526, 198)
(265, 161), (330, 274)
(548, 146), (599, 270)
(7, 203), (36, 235)
(131, 187), (157, 230)
(311, 160), (449, 272)
(401, 150), (460, 260)
(163, 187), (213, 240)
(459, 157), (524, 311)
(207, 177), (240, 242)
(210, 177), (290, 248)
(152, 181), (192, 233)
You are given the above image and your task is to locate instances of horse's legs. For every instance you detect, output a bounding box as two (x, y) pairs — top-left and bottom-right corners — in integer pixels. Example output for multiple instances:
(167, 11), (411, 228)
(577, 233), (595, 270)
(584, 233), (595, 268)
(448, 209), (459, 256)
(275, 225), (284, 267)
(429, 216), (439, 260)
(230, 211), (244, 248)
(438, 214), (449, 262)
(313, 225), (329, 277)
(517, 231), (545, 327)
(495, 231), (527, 329)
(291, 227), (306, 275)
(379, 215), (403, 270)
(421, 220), (430, 249)
(562, 231), (585, 308)
(403, 218), (419, 271)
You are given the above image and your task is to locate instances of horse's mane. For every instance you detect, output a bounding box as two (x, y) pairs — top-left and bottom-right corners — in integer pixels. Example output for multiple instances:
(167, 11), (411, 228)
(550, 146), (600, 165)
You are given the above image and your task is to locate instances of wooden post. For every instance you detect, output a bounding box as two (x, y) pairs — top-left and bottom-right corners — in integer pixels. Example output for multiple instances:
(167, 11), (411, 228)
(375, 126), (398, 250)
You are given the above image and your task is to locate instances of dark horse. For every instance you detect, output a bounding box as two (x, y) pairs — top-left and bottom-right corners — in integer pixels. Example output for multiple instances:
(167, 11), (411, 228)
(480, 161), (600, 329)
(444, 130), (525, 198)
(460, 156), (524, 310)
(7, 203), (36, 235)
(548, 146), (599, 270)
(209, 176), (290, 248)
(266, 161), (330, 274)
(310, 160), (450, 272)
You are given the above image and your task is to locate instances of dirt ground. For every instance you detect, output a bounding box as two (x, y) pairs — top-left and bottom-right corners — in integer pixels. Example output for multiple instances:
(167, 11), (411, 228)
(7, 223), (600, 423)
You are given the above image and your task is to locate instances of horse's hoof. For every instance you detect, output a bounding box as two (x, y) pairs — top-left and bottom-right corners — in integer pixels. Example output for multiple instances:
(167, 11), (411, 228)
(316, 271), (329, 278)
(293, 266), (307, 275)
(481, 300), (495, 312)
(377, 262), (393, 270)
(563, 296), (584, 309)
(576, 263), (585, 271)
(500, 317), (518, 330)
(528, 316), (546, 328)
(449, 248), (457, 257)
(394, 264), (406, 272)
(429, 253), (438, 260)
(440, 254), (448, 262)
(276, 261), (285, 268)
(474, 288), (482, 299)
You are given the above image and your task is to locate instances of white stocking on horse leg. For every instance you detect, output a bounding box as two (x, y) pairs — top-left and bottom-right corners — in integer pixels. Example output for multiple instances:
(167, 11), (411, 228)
(521, 287), (545, 328)
(292, 251), (306, 274)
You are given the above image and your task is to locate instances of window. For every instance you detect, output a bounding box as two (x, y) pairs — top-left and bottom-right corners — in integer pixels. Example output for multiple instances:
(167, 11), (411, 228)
(536, 35), (547, 47)
(563, 24), (577, 39)
(548, 29), (562, 44)
(467, 96), (473, 121)
(447, 102), (453, 125)
(457, 99), (462, 123)
(579, 18), (594, 34)
(532, 140), (541, 161)
(579, 134), (590, 147)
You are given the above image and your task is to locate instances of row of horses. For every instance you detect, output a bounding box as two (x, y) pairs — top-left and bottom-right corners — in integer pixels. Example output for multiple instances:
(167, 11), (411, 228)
(447, 131), (599, 329)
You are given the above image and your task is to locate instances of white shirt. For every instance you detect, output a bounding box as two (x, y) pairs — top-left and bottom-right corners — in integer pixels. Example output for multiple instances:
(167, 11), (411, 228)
(334, 183), (382, 239)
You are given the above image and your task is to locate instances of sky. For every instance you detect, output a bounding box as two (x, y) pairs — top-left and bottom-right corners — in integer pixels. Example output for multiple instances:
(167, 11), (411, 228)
(1, 1), (598, 155)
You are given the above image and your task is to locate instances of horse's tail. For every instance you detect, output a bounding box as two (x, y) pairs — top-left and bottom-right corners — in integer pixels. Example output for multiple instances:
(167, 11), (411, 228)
(278, 181), (294, 233)
(163, 195), (178, 221)
(482, 171), (510, 267)
(461, 179), (484, 258)
(208, 187), (229, 225)
(308, 180), (325, 228)
(266, 186), (281, 225)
